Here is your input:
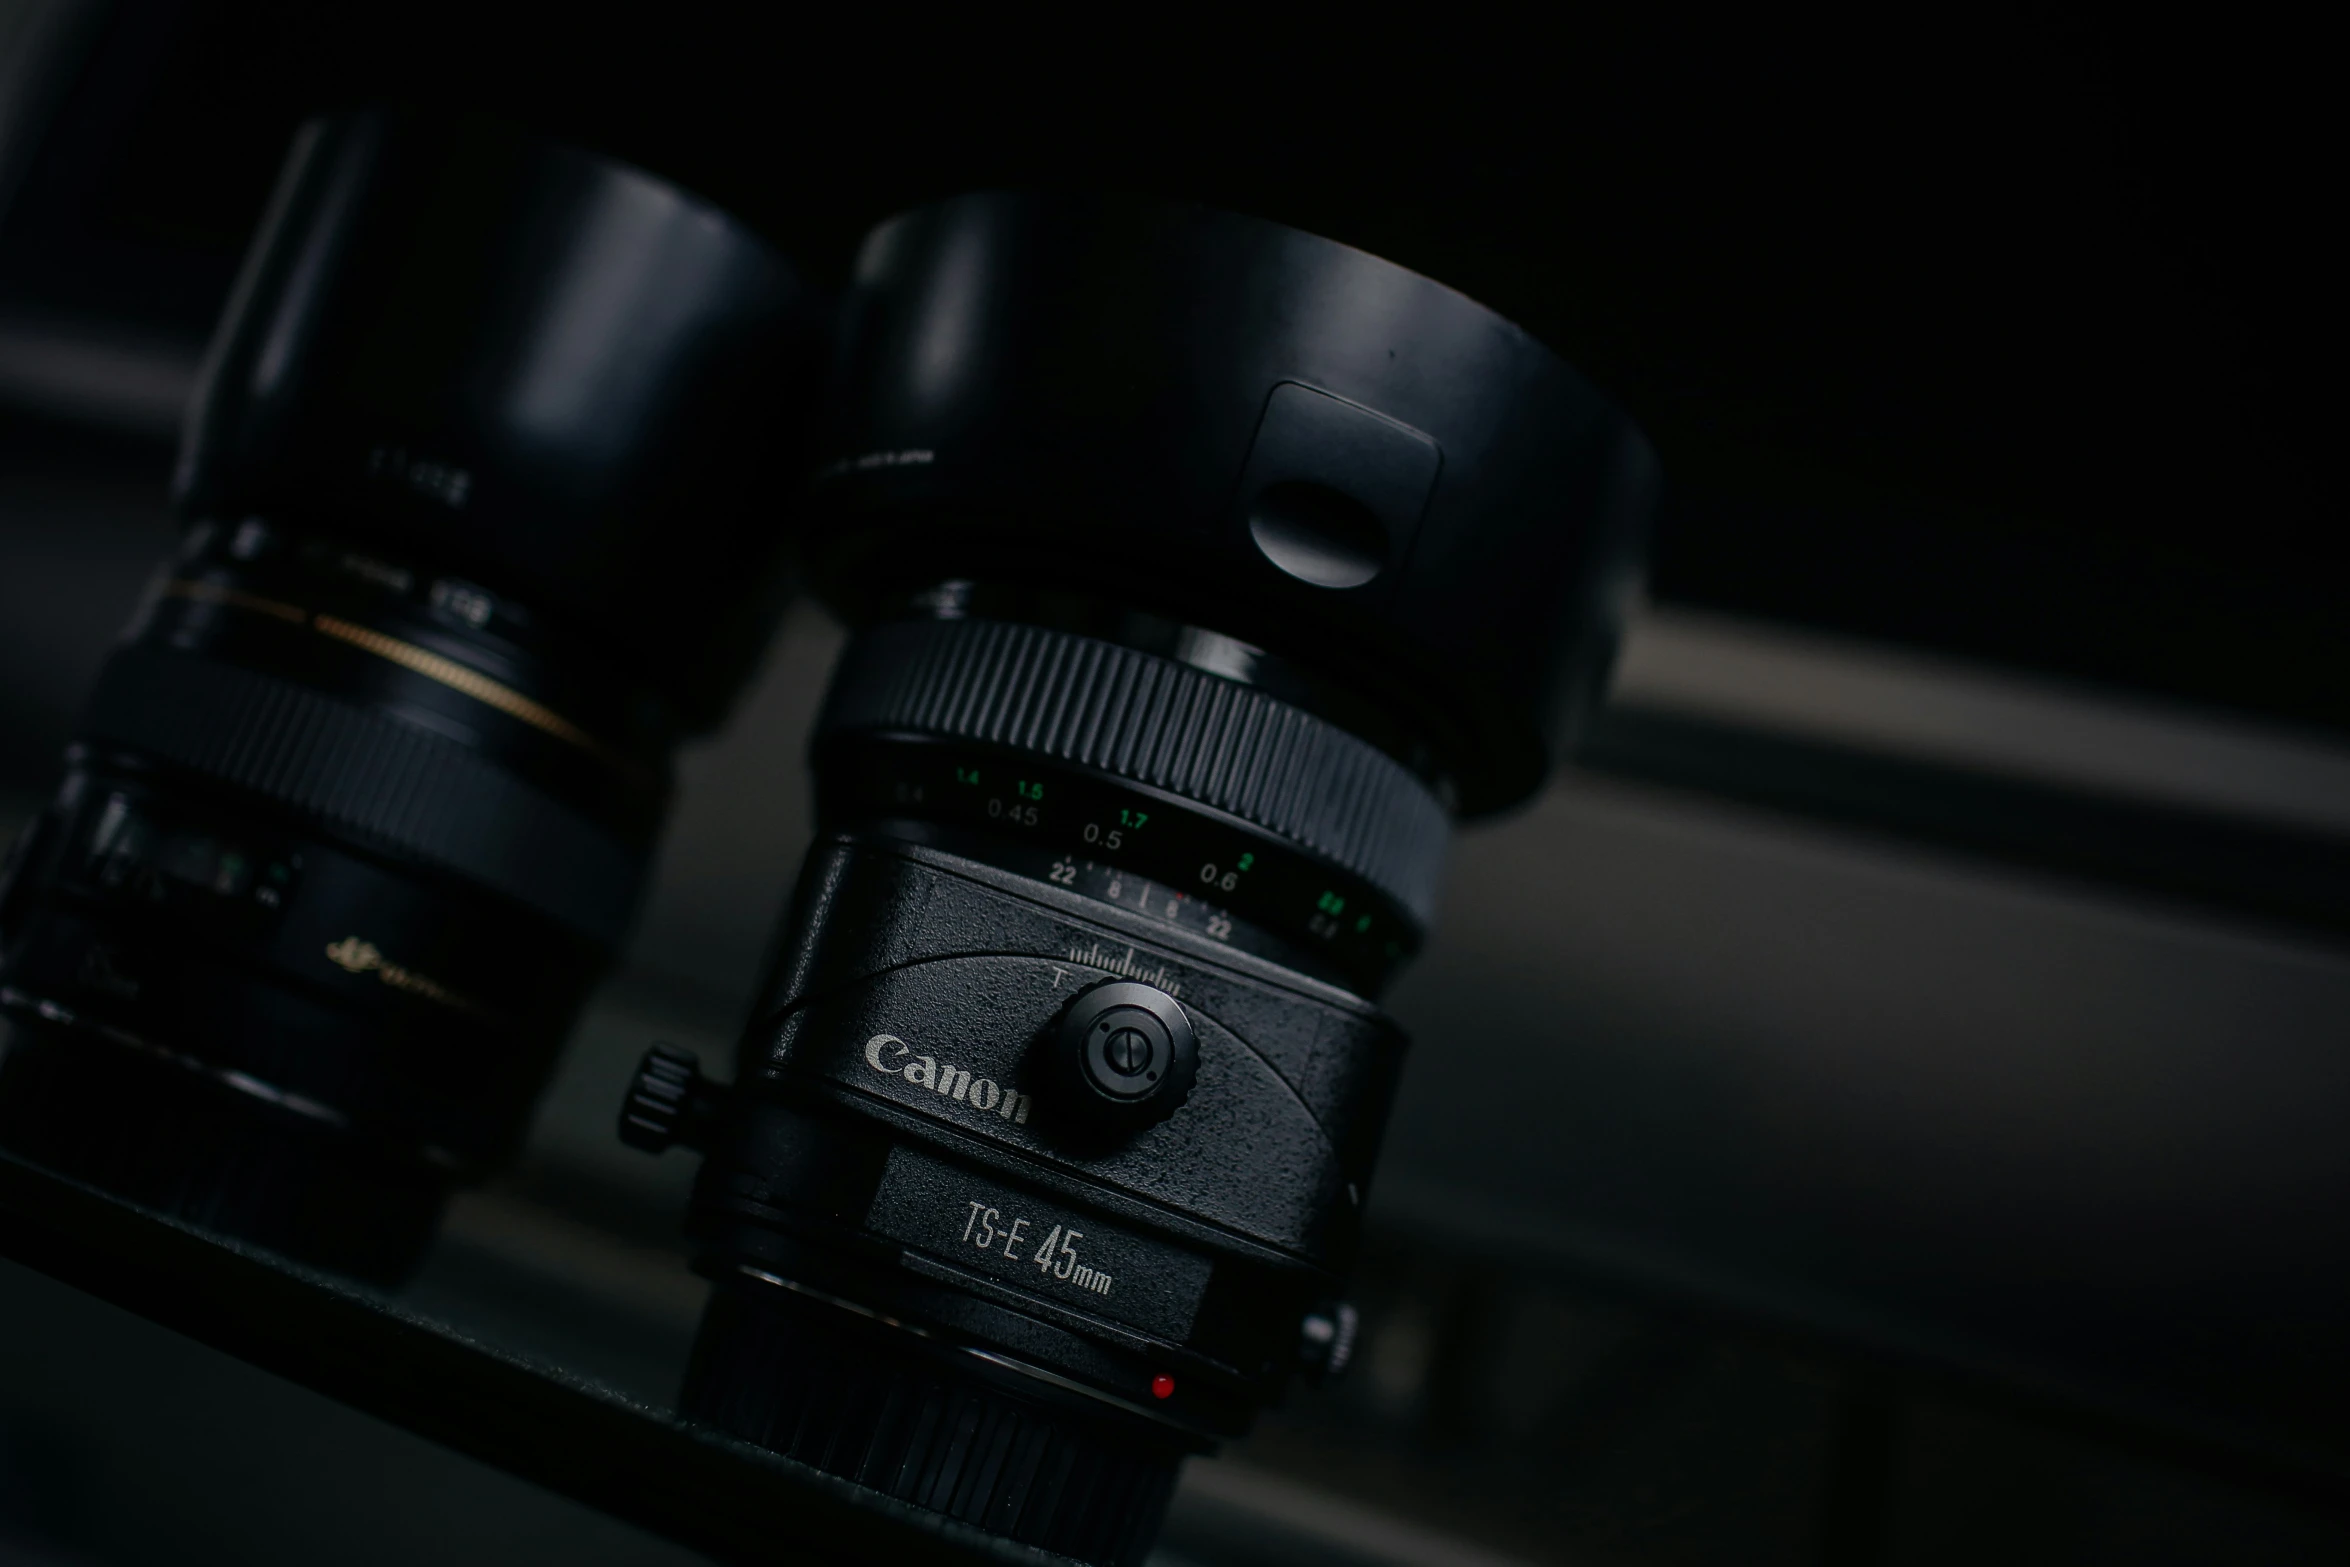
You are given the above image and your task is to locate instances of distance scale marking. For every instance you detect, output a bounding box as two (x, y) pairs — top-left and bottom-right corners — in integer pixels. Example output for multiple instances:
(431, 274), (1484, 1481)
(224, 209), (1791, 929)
(59, 783), (304, 929)
(817, 733), (1418, 993)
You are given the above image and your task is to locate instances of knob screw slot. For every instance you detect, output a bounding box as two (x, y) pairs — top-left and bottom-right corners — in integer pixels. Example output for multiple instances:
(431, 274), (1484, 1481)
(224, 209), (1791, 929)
(1044, 979), (1198, 1137)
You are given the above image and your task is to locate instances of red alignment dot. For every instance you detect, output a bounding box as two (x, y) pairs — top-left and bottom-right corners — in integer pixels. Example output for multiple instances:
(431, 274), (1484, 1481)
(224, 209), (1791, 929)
(1150, 1374), (1176, 1400)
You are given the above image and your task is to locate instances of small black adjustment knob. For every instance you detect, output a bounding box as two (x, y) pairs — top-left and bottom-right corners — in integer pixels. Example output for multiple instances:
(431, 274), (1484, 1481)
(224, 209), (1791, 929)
(1045, 979), (1198, 1138)
(1297, 1301), (1360, 1385)
(620, 1042), (723, 1154)
(0, 808), (57, 948)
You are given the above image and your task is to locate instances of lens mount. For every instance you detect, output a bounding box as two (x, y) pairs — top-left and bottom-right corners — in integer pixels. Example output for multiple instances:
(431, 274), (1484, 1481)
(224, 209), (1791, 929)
(0, 1004), (450, 1281)
(685, 1270), (1190, 1567)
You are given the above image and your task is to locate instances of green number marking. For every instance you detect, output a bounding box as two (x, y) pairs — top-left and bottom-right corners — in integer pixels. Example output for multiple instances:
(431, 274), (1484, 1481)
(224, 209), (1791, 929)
(1316, 891), (1346, 916)
(1016, 779), (1044, 801)
(1118, 808), (1149, 829)
(955, 766), (981, 786)
(1236, 853), (1255, 873)
(1354, 913), (1372, 934)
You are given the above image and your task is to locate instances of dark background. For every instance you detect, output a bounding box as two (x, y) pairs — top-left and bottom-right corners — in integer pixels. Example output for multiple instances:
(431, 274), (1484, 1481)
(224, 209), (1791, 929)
(7, 5), (2340, 735)
(4, 7), (2349, 1565)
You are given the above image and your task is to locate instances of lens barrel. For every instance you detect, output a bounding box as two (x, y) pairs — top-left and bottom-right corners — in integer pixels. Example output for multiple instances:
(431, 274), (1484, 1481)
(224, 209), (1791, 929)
(177, 108), (817, 729)
(0, 109), (817, 1281)
(639, 193), (1655, 1563)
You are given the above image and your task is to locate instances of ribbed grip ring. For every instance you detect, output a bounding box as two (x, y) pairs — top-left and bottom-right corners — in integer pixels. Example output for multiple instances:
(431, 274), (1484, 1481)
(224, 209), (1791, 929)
(0, 1016), (447, 1284)
(684, 1279), (1185, 1567)
(819, 618), (1450, 922)
(81, 646), (642, 945)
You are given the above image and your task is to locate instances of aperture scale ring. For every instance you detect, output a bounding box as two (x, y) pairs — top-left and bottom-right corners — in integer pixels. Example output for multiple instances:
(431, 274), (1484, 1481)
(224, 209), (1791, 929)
(816, 732), (1417, 992)
(817, 617), (1451, 926)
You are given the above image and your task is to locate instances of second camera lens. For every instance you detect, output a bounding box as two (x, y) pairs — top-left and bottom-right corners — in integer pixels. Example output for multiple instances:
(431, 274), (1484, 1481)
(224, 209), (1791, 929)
(0, 108), (821, 1282)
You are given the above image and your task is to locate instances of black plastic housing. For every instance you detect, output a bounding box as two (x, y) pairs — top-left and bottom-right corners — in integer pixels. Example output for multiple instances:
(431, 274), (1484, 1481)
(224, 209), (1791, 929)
(806, 192), (1658, 812)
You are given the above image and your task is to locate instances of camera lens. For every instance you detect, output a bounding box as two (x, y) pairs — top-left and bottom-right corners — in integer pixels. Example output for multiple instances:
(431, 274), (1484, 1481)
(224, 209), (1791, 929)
(0, 109), (818, 1282)
(628, 194), (1652, 1563)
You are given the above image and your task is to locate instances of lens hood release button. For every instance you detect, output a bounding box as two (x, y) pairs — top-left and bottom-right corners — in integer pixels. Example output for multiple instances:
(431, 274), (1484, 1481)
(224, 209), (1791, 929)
(1045, 979), (1199, 1138)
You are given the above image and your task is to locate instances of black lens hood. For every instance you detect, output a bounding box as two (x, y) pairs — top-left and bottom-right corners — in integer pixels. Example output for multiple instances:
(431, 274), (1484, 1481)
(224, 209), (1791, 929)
(175, 107), (824, 731)
(803, 192), (1657, 813)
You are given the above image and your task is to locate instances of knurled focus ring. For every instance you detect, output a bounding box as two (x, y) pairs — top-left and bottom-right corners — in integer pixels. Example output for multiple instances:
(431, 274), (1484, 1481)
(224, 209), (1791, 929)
(817, 618), (1449, 922)
(81, 645), (644, 945)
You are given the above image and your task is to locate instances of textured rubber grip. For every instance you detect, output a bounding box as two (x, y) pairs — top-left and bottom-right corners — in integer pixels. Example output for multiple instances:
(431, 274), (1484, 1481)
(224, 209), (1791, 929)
(0, 1015), (446, 1284)
(819, 618), (1450, 921)
(81, 645), (642, 945)
(685, 1280), (1182, 1567)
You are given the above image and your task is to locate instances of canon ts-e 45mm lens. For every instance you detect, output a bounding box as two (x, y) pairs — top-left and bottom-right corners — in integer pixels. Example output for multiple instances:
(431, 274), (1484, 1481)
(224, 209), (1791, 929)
(622, 193), (1656, 1565)
(0, 108), (820, 1282)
